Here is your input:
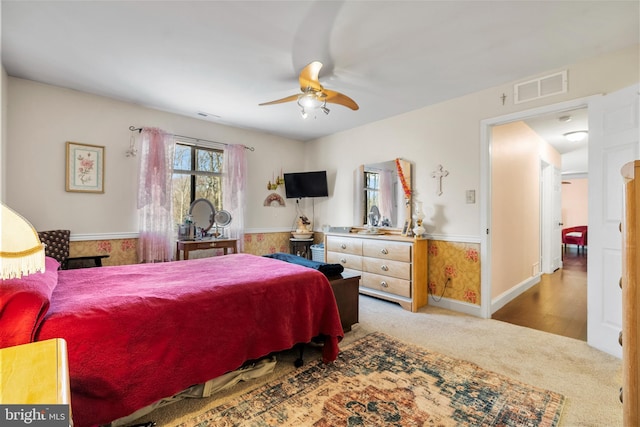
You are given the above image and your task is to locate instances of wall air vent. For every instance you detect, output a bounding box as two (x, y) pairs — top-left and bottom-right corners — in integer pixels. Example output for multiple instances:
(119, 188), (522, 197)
(514, 70), (567, 104)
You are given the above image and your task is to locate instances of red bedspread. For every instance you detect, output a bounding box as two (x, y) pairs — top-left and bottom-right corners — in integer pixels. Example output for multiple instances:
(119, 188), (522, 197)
(35, 254), (343, 427)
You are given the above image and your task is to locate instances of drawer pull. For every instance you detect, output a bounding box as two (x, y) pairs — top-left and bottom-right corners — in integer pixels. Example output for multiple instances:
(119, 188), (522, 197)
(381, 265), (389, 272)
(340, 258), (347, 264)
(341, 244), (347, 249)
(381, 248), (389, 255)
(620, 277), (623, 289)
(620, 387), (623, 404)
(619, 331), (623, 346)
(381, 281), (389, 288)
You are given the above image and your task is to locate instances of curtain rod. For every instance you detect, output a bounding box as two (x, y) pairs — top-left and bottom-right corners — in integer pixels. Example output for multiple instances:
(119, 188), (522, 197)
(129, 126), (255, 151)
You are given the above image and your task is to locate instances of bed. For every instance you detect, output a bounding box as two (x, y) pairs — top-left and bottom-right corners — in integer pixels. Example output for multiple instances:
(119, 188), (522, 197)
(0, 253), (344, 427)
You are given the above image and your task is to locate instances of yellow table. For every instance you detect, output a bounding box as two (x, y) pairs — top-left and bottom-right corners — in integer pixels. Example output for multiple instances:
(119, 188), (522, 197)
(0, 338), (71, 406)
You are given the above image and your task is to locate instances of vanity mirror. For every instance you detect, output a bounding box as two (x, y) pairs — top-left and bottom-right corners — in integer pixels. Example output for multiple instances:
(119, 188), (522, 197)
(354, 158), (412, 229)
(189, 198), (215, 233)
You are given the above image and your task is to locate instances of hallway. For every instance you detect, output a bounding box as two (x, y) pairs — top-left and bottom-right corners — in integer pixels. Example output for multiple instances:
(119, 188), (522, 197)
(492, 247), (587, 341)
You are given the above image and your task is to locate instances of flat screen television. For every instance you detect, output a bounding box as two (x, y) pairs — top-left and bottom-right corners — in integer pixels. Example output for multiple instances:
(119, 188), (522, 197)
(284, 171), (329, 198)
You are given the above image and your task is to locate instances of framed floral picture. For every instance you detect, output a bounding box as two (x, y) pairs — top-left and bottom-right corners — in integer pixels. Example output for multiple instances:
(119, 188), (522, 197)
(65, 142), (105, 193)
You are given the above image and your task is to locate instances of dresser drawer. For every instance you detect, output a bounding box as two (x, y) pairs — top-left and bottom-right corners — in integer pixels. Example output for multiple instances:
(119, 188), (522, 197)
(363, 240), (411, 262)
(327, 251), (363, 271)
(326, 236), (363, 256)
(362, 272), (411, 298)
(362, 256), (411, 280)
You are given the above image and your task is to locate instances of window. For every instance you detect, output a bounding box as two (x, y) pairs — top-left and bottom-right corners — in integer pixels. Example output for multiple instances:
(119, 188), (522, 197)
(172, 141), (224, 226)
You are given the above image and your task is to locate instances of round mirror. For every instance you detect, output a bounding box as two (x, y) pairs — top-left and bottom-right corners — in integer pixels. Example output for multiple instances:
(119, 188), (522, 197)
(189, 198), (215, 232)
(214, 210), (232, 227)
(213, 210), (232, 239)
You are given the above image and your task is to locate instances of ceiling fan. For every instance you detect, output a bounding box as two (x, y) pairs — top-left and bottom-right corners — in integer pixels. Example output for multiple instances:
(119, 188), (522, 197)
(259, 61), (359, 119)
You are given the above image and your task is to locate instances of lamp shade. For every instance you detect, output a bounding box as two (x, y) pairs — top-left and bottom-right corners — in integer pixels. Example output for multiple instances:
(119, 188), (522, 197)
(0, 203), (45, 279)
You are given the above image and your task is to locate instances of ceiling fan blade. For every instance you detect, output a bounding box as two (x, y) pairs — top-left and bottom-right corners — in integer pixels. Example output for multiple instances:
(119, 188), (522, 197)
(299, 61), (324, 92)
(258, 94), (299, 106)
(323, 89), (359, 110)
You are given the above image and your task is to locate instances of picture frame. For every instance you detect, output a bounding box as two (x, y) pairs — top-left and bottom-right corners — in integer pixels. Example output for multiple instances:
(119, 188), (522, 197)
(401, 219), (411, 236)
(66, 142), (105, 193)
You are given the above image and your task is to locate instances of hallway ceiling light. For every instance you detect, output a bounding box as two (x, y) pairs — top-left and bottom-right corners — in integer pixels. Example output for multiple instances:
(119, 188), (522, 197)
(563, 130), (588, 142)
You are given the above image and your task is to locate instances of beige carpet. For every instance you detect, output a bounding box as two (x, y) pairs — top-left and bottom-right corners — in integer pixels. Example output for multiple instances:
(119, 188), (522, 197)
(126, 295), (622, 427)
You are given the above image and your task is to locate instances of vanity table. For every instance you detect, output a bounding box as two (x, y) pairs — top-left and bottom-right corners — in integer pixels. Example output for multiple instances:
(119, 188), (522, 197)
(177, 198), (237, 260)
(176, 238), (238, 260)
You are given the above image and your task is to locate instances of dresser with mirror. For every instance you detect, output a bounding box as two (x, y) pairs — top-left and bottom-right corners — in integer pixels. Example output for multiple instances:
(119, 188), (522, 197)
(325, 158), (428, 312)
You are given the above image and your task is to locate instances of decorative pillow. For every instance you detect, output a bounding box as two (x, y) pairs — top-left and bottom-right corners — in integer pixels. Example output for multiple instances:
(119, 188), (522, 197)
(566, 232), (583, 238)
(0, 256), (59, 348)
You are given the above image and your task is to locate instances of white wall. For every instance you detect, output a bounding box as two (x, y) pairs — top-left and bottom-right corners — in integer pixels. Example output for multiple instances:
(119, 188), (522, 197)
(6, 78), (305, 235)
(305, 45), (639, 242)
(4, 45), (639, 241)
(1, 65), (6, 201)
(562, 178), (588, 228)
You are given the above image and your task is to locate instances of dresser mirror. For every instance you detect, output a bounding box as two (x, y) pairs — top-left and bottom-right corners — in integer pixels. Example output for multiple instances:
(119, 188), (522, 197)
(354, 158), (412, 229)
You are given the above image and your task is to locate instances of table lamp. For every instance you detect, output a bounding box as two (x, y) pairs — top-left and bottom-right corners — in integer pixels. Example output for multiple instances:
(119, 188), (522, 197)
(0, 203), (45, 279)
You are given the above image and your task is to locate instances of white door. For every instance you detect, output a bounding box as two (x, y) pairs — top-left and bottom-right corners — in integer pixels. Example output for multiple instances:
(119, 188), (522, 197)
(540, 163), (563, 274)
(551, 166), (563, 271)
(588, 84), (639, 358)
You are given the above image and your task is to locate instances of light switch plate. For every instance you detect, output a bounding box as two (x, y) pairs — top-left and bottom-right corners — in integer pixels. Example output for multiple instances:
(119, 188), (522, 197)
(466, 190), (476, 204)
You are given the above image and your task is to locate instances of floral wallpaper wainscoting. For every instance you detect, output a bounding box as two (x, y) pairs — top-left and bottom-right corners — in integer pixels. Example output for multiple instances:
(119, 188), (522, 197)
(70, 238), (138, 266)
(427, 240), (481, 305)
(243, 232), (324, 256)
(69, 232), (326, 267)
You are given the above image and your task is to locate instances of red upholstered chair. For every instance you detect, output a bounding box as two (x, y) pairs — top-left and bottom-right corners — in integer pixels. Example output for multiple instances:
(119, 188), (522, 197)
(562, 226), (588, 254)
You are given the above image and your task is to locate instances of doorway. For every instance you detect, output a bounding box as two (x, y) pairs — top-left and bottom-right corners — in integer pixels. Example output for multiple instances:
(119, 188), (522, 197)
(488, 110), (588, 339)
(479, 97), (591, 323)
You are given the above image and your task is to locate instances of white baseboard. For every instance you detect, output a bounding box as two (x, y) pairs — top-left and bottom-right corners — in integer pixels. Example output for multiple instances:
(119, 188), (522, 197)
(490, 274), (541, 314)
(428, 296), (483, 317)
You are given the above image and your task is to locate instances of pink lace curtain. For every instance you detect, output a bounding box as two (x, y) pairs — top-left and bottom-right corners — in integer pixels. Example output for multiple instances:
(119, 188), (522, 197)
(223, 144), (247, 252)
(137, 127), (175, 262)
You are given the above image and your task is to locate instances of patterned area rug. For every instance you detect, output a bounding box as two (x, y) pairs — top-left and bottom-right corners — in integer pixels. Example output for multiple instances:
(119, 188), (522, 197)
(180, 332), (565, 426)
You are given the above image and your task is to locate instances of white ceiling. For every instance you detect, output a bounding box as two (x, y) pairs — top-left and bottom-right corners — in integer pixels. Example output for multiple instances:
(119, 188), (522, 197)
(2, 1), (638, 166)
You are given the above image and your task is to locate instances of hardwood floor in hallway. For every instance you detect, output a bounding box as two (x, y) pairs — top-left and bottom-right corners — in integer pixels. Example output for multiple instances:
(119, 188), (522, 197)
(492, 247), (587, 341)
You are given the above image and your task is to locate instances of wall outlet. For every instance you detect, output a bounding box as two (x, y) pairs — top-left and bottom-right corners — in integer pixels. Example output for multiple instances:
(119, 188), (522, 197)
(532, 262), (540, 276)
(466, 190), (476, 204)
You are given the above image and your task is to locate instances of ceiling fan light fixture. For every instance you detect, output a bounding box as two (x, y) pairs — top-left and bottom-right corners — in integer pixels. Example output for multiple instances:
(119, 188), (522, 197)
(297, 91), (323, 109)
(259, 62), (357, 116)
(563, 130), (588, 142)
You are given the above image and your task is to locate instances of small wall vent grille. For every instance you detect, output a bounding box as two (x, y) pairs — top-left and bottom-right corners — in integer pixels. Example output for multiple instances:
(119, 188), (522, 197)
(514, 70), (567, 104)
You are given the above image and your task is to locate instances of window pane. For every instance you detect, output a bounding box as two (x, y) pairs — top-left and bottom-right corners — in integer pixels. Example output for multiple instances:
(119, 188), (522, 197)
(172, 173), (192, 225)
(195, 176), (222, 210)
(196, 148), (223, 173)
(174, 144), (192, 170)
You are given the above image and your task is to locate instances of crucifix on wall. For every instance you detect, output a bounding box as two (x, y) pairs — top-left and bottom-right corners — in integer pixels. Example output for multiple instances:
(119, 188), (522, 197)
(431, 164), (449, 196)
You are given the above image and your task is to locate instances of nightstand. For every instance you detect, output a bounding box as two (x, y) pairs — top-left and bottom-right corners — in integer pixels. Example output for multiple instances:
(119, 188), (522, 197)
(290, 238), (313, 259)
(0, 338), (72, 423)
